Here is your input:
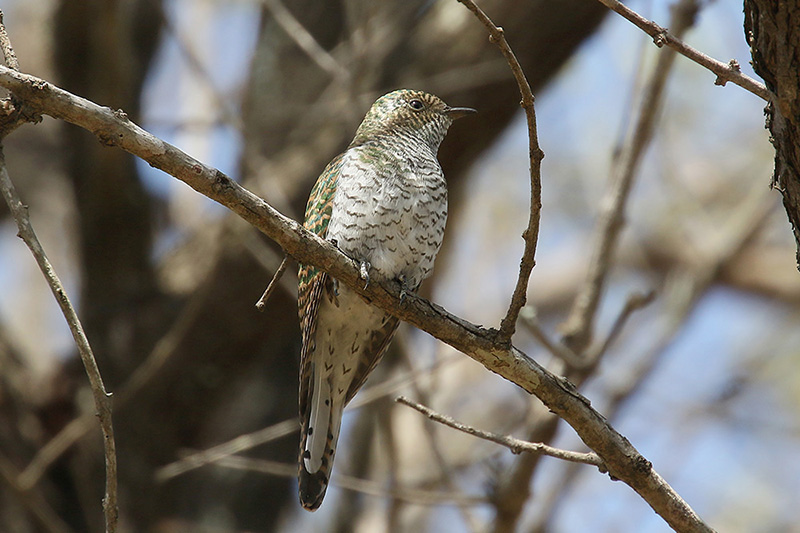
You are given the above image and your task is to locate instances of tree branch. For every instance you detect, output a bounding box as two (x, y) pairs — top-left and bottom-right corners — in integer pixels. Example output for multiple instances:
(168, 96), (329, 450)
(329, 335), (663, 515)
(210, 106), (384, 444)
(396, 397), (605, 468)
(261, 0), (348, 82)
(0, 18), (118, 530)
(594, 0), (769, 101)
(456, 0), (544, 344)
(214, 455), (487, 507)
(255, 253), (289, 310)
(560, 0), (698, 353)
(0, 149), (118, 532)
(0, 65), (713, 533)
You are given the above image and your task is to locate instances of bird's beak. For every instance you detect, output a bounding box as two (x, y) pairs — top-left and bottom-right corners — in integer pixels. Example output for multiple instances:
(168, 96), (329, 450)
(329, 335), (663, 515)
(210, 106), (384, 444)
(444, 106), (477, 120)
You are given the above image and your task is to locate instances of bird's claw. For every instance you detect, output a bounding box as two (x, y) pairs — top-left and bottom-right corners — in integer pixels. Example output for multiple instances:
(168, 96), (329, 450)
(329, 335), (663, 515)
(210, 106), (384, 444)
(397, 275), (412, 303)
(359, 261), (371, 289)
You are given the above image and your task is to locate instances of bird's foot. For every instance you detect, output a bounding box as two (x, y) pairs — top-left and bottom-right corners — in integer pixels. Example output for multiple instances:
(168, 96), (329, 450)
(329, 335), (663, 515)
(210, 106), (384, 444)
(359, 260), (371, 289)
(397, 275), (414, 302)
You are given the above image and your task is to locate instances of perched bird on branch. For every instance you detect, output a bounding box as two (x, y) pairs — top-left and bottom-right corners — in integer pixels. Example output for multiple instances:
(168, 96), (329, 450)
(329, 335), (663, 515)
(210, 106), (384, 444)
(297, 89), (475, 510)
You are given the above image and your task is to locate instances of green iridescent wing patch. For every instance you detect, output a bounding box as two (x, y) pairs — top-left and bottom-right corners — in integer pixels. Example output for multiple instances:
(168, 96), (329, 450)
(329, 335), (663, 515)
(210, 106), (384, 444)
(297, 153), (343, 417)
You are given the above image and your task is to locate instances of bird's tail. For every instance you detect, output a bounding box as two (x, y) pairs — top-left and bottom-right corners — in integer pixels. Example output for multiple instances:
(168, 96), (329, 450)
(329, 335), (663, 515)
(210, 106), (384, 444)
(298, 362), (344, 511)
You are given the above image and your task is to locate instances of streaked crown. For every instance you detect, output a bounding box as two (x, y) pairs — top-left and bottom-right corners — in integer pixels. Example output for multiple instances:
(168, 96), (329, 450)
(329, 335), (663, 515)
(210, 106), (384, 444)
(350, 89), (475, 152)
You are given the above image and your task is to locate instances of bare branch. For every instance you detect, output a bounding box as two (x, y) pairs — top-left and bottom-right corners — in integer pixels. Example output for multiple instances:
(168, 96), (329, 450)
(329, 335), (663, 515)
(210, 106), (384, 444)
(0, 65), (713, 533)
(0, 19), (117, 527)
(397, 397), (605, 469)
(20, 284), (210, 489)
(1, 22), (117, 524)
(519, 307), (585, 369)
(560, 0), (698, 353)
(255, 253), (290, 310)
(214, 455), (487, 507)
(594, 0), (769, 101)
(587, 289), (656, 362)
(456, 0), (543, 344)
(155, 353), (461, 482)
(0, 152), (118, 531)
(155, 418), (298, 482)
(261, 0), (348, 82)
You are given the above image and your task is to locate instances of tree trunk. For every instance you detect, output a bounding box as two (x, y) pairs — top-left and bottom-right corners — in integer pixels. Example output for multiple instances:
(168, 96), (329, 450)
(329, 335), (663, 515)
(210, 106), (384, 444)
(744, 0), (800, 268)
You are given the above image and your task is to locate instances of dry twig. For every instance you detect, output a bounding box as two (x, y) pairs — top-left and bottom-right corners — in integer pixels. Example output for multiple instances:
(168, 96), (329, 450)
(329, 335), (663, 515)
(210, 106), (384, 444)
(594, 0), (769, 101)
(214, 455), (487, 507)
(255, 254), (290, 310)
(397, 397), (605, 469)
(560, 0), (698, 353)
(0, 149), (119, 533)
(0, 17), (118, 532)
(262, 0), (348, 82)
(155, 353), (460, 482)
(491, 4), (703, 529)
(456, 0), (544, 344)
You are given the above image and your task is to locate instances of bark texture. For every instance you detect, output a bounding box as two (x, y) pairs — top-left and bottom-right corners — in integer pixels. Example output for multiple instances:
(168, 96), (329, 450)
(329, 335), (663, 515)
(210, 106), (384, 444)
(744, 0), (800, 268)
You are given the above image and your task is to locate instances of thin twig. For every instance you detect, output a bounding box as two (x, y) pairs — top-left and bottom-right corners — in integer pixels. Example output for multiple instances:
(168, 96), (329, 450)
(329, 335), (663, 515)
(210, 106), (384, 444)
(156, 4), (243, 131)
(214, 455), (487, 507)
(519, 306), (584, 369)
(262, 0), (349, 82)
(242, 233), (297, 298)
(155, 418), (298, 481)
(155, 353), (461, 482)
(18, 415), (93, 490)
(395, 341), (482, 532)
(560, 0), (698, 353)
(20, 284), (208, 488)
(492, 8), (701, 525)
(533, 195), (775, 530)
(0, 152), (118, 531)
(456, 0), (543, 344)
(587, 289), (656, 363)
(0, 65), (714, 533)
(594, 0), (769, 101)
(255, 254), (289, 310)
(397, 397), (605, 469)
(0, 17), (117, 530)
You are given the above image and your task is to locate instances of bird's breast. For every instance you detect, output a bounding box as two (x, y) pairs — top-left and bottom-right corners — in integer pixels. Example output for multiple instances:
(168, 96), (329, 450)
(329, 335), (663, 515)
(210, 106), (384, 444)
(327, 147), (448, 289)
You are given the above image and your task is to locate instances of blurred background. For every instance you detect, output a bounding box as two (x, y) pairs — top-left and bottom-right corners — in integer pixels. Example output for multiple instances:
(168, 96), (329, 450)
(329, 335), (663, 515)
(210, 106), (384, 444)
(1, 0), (798, 532)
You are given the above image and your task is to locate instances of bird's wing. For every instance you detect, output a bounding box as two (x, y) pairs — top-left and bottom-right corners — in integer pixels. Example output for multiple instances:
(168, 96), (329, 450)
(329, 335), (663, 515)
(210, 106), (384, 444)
(298, 153), (343, 421)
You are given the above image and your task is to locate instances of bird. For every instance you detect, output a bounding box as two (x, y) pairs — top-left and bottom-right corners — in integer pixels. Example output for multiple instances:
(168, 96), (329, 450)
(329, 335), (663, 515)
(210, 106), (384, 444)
(296, 89), (475, 510)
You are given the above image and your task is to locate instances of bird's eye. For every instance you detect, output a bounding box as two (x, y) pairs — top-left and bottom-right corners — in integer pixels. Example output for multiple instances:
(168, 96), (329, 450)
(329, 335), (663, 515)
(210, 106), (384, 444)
(408, 99), (425, 111)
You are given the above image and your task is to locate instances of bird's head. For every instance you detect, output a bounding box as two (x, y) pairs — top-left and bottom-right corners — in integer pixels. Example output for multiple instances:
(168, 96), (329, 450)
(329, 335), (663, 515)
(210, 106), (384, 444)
(351, 89), (476, 152)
